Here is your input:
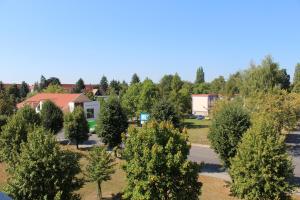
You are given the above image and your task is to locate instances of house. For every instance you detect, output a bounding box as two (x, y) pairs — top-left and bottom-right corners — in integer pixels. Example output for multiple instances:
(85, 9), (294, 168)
(17, 93), (100, 120)
(192, 94), (218, 116)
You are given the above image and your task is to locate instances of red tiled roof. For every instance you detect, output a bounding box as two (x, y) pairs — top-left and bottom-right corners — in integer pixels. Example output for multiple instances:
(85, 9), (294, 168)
(17, 93), (90, 111)
(192, 94), (218, 97)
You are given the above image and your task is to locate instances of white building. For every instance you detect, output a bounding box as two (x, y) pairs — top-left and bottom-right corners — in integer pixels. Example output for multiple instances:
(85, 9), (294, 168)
(192, 94), (218, 116)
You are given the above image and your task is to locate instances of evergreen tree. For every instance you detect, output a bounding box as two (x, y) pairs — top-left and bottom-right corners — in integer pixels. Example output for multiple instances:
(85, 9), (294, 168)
(123, 121), (201, 200)
(208, 101), (250, 167)
(72, 78), (85, 93)
(39, 75), (47, 90)
(19, 81), (29, 98)
(100, 75), (108, 95)
(86, 146), (116, 200)
(230, 116), (295, 200)
(6, 84), (20, 102)
(130, 73), (140, 85)
(64, 107), (89, 149)
(40, 100), (64, 133)
(195, 67), (205, 84)
(0, 92), (15, 116)
(0, 81), (4, 92)
(293, 63), (300, 92)
(96, 95), (128, 147)
(47, 77), (61, 86)
(109, 79), (121, 95)
(5, 127), (82, 200)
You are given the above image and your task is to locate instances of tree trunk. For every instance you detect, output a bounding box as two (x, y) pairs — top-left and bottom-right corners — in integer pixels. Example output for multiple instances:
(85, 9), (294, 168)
(76, 140), (79, 149)
(96, 181), (102, 200)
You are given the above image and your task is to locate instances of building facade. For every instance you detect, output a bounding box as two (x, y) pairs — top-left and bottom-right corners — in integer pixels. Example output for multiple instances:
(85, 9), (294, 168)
(192, 94), (218, 116)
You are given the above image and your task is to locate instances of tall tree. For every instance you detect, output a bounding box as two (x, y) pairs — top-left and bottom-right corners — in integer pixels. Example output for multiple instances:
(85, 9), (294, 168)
(293, 63), (300, 92)
(5, 127), (82, 200)
(96, 95), (128, 148)
(100, 75), (108, 95)
(47, 77), (61, 86)
(210, 76), (226, 94)
(86, 146), (116, 200)
(123, 121), (201, 200)
(208, 101), (250, 167)
(158, 74), (174, 98)
(0, 92), (15, 116)
(169, 73), (184, 113)
(64, 107), (89, 149)
(137, 79), (159, 113)
(39, 75), (47, 90)
(230, 116), (295, 200)
(195, 67), (205, 84)
(72, 78), (85, 93)
(19, 81), (29, 98)
(6, 84), (20, 102)
(121, 83), (141, 119)
(109, 79), (121, 95)
(130, 73), (140, 85)
(40, 100), (64, 134)
(0, 81), (4, 92)
(224, 72), (242, 97)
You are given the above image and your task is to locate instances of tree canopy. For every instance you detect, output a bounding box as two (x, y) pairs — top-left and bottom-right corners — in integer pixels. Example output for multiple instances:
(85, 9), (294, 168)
(40, 100), (64, 133)
(195, 67), (205, 84)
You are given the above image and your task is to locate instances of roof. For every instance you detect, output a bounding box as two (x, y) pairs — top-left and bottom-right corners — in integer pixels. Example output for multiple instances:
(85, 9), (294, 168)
(192, 94), (218, 97)
(60, 84), (96, 92)
(17, 93), (91, 112)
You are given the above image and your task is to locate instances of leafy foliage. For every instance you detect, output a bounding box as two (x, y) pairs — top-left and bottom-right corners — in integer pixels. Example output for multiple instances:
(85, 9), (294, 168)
(43, 83), (66, 93)
(64, 106), (89, 149)
(86, 146), (116, 200)
(5, 127), (82, 200)
(100, 75), (109, 95)
(40, 100), (64, 133)
(195, 67), (205, 84)
(121, 83), (141, 119)
(72, 78), (85, 93)
(122, 121), (201, 200)
(19, 81), (29, 99)
(208, 101), (250, 167)
(137, 79), (159, 113)
(230, 116), (295, 200)
(0, 92), (15, 116)
(96, 95), (128, 147)
(130, 73), (140, 85)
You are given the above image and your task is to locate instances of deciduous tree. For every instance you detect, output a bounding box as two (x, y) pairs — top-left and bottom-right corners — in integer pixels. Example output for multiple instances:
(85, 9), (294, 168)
(40, 100), (64, 133)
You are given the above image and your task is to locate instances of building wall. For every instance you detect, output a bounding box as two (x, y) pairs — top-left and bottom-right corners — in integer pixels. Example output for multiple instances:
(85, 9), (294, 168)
(192, 96), (209, 116)
(83, 101), (100, 120)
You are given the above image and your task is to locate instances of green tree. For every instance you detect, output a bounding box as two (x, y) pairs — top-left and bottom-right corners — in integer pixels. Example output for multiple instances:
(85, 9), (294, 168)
(130, 73), (140, 85)
(210, 76), (226, 94)
(169, 73), (184, 113)
(159, 74), (174, 98)
(178, 82), (193, 114)
(292, 63), (300, 92)
(225, 72), (242, 97)
(195, 67), (205, 84)
(137, 79), (159, 113)
(0, 92), (15, 116)
(208, 101), (250, 167)
(123, 121), (201, 200)
(43, 83), (66, 93)
(100, 75), (108, 95)
(96, 95), (128, 148)
(64, 107), (89, 149)
(0, 106), (40, 164)
(72, 78), (85, 93)
(230, 116), (295, 200)
(6, 84), (20, 102)
(151, 99), (181, 128)
(193, 82), (211, 94)
(86, 146), (116, 200)
(40, 100), (64, 133)
(19, 81), (29, 98)
(47, 77), (61, 86)
(109, 79), (121, 95)
(5, 127), (82, 200)
(121, 83), (141, 119)
(39, 75), (47, 90)
(0, 81), (4, 92)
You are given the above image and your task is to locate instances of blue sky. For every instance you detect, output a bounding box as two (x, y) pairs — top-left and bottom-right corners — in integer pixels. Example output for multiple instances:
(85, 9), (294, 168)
(0, 0), (299, 84)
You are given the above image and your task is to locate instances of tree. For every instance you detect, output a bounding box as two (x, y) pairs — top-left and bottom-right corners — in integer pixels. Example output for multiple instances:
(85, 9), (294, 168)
(122, 121), (201, 200)
(208, 101), (250, 167)
(169, 73), (184, 114)
(137, 79), (159, 113)
(151, 99), (181, 128)
(5, 127), (82, 200)
(40, 100), (64, 133)
(0, 106), (40, 164)
(130, 73), (140, 85)
(19, 81), (29, 98)
(96, 95), (128, 148)
(293, 63), (300, 92)
(64, 107), (89, 149)
(210, 76), (226, 94)
(47, 77), (61, 86)
(6, 84), (20, 102)
(72, 78), (85, 93)
(0, 81), (4, 92)
(43, 83), (65, 93)
(225, 72), (242, 97)
(195, 67), (205, 84)
(109, 79), (121, 95)
(158, 74), (174, 98)
(0, 92), (15, 116)
(39, 75), (47, 91)
(193, 83), (211, 94)
(100, 75), (108, 95)
(121, 83), (141, 119)
(230, 116), (295, 200)
(86, 146), (115, 200)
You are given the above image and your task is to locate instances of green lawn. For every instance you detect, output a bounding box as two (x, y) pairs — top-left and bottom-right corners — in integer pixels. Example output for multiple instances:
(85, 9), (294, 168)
(183, 118), (211, 145)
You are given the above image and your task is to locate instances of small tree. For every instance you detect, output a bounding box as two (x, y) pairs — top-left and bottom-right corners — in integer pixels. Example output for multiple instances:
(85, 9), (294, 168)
(230, 116), (295, 200)
(64, 107), (89, 149)
(151, 99), (181, 128)
(86, 146), (116, 200)
(40, 100), (64, 133)
(122, 121), (201, 200)
(100, 75), (109, 95)
(5, 127), (82, 200)
(96, 95), (128, 148)
(73, 78), (85, 93)
(208, 101), (250, 167)
(19, 81), (29, 99)
(130, 73), (140, 85)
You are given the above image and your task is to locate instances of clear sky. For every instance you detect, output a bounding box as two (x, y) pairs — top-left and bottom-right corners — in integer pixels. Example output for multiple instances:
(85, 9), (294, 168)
(0, 0), (299, 84)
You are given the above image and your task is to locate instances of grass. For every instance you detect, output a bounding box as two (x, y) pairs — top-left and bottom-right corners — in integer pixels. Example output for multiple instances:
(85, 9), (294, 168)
(0, 162), (8, 191)
(183, 118), (211, 145)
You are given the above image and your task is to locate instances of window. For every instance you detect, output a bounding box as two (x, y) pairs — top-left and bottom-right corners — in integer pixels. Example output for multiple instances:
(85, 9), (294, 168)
(86, 108), (94, 119)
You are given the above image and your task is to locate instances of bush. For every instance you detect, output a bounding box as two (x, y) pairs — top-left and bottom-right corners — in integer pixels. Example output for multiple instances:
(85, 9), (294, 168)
(64, 107), (89, 149)
(0, 115), (8, 130)
(96, 95), (128, 148)
(230, 116), (295, 200)
(208, 101), (250, 167)
(40, 100), (63, 133)
(122, 121), (201, 200)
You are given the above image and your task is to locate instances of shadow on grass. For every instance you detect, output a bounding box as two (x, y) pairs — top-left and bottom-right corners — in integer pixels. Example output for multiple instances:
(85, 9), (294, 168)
(182, 122), (210, 129)
(103, 193), (122, 200)
(200, 163), (226, 173)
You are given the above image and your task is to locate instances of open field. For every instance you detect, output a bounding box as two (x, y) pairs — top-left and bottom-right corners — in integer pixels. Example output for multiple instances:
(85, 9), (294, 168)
(184, 118), (211, 145)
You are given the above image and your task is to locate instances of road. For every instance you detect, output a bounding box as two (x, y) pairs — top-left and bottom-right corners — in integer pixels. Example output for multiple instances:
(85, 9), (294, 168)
(189, 131), (300, 184)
